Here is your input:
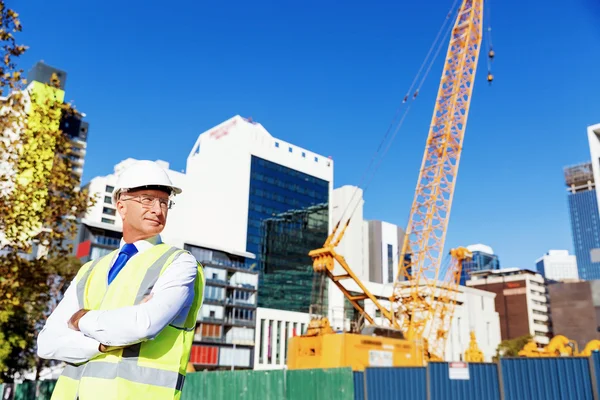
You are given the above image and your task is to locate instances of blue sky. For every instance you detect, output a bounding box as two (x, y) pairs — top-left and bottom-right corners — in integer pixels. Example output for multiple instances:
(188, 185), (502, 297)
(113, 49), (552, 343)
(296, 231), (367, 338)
(14, 0), (600, 269)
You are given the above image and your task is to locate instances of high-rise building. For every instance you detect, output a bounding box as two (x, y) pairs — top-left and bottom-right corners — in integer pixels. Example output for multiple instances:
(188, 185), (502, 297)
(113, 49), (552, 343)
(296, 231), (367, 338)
(460, 244), (500, 285)
(564, 162), (600, 280)
(27, 61), (89, 182)
(467, 268), (551, 345)
(175, 116), (333, 314)
(536, 250), (578, 281)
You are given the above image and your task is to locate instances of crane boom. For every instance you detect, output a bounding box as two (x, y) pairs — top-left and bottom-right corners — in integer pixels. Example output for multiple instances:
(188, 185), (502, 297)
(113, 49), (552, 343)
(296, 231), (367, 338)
(394, 0), (483, 356)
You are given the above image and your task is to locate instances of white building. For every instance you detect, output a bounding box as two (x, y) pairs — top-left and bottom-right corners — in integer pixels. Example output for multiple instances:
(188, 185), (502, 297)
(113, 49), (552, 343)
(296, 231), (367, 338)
(536, 250), (578, 281)
(468, 268), (551, 346)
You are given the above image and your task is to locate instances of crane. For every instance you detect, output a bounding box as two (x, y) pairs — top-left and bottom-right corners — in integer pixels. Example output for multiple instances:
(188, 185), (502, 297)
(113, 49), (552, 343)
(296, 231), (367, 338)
(288, 0), (487, 369)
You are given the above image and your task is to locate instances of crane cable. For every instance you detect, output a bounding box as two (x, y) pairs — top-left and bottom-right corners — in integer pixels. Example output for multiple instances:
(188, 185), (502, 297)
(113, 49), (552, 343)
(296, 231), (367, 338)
(332, 1), (461, 237)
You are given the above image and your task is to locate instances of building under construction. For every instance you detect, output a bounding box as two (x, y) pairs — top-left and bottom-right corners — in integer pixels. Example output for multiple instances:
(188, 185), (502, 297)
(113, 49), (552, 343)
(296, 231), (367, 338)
(564, 162), (600, 280)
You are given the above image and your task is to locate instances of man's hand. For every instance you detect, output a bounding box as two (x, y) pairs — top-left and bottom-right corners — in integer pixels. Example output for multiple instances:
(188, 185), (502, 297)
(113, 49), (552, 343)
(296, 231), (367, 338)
(68, 309), (89, 331)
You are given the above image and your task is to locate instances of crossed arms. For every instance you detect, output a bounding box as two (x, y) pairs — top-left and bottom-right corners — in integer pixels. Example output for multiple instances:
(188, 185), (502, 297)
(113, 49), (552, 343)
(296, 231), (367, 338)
(36, 252), (198, 364)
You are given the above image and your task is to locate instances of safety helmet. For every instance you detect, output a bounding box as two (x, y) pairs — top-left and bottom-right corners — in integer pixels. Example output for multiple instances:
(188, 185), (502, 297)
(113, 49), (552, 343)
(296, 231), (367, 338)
(112, 160), (182, 205)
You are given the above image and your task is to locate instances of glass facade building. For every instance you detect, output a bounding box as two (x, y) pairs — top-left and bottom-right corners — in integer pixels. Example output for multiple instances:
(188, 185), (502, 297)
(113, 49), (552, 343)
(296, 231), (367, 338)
(461, 251), (500, 286)
(568, 189), (600, 280)
(246, 155), (329, 313)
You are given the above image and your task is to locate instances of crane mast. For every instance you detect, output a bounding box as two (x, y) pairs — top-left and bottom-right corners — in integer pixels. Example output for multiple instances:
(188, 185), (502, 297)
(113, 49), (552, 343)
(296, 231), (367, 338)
(393, 0), (483, 358)
(307, 0), (484, 362)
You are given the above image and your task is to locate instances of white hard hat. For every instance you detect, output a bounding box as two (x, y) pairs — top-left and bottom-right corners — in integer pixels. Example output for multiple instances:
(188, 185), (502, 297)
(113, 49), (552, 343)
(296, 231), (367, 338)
(112, 160), (182, 205)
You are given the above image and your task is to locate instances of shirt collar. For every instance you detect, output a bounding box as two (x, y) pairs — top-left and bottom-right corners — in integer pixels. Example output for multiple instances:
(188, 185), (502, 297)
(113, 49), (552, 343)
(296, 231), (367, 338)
(119, 235), (162, 253)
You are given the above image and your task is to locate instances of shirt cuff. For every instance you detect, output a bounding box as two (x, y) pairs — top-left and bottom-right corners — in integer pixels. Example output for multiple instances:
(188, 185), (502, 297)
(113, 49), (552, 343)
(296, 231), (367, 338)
(78, 310), (103, 343)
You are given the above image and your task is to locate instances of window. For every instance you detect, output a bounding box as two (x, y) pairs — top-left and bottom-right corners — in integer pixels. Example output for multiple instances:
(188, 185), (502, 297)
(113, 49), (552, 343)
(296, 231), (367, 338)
(314, 156), (318, 162)
(275, 142), (279, 148)
(302, 152), (306, 158)
(104, 196), (112, 204)
(387, 244), (394, 283)
(209, 310), (215, 318)
(106, 185), (114, 193)
(102, 207), (116, 216)
(288, 147), (293, 153)
(101, 218), (115, 225)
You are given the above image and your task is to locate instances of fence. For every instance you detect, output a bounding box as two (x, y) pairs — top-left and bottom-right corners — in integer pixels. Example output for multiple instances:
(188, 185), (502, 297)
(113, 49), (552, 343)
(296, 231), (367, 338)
(7, 356), (600, 399)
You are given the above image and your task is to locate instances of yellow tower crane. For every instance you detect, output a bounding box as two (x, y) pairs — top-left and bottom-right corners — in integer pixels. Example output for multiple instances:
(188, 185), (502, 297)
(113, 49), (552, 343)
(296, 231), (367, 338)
(287, 0), (488, 370)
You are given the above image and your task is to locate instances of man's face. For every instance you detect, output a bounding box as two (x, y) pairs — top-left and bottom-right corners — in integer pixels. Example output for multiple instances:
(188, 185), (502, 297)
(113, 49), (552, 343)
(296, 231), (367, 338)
(116, 189), (170, 238)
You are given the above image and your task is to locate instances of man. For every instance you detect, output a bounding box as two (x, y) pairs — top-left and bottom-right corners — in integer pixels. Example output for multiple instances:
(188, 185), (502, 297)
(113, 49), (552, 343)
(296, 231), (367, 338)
(37, 160), (204, 399)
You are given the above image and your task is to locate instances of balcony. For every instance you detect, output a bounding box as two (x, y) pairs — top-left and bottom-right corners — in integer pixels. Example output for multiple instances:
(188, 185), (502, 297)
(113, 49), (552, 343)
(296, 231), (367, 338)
(206, 278), (228, 287)
(204, 298), (225, 306)
(225, 298), (256, 308)
(94, 235), (120, 248)
(197, 316), (224, 324)
(200, 258), (259, 274)
(224, 318), (255, 328)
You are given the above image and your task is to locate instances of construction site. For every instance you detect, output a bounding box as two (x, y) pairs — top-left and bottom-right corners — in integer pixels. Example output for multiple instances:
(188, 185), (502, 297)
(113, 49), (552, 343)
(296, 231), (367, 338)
(1, 0), (599, 398)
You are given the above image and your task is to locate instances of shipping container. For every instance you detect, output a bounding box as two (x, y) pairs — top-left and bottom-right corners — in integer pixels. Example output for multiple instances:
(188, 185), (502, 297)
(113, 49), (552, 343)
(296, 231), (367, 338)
(182, 370), (285, 400)
(428, 362), (500, 400)
(364, 367), (426, 400)
(500, 357), (594, 400)
(190, 345), (219, 365)
(353, 372), (365, 400)
(286, 368), (354, 400)
(219, 347), (252, 367)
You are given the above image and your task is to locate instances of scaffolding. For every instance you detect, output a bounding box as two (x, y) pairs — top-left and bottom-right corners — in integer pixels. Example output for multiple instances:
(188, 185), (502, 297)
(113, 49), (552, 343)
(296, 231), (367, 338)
(564, 162), (594, 188)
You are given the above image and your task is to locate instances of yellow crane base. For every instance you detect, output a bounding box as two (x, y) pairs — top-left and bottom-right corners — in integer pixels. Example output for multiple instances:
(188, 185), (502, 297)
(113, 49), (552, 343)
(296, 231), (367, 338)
(286, 332), (425, 372)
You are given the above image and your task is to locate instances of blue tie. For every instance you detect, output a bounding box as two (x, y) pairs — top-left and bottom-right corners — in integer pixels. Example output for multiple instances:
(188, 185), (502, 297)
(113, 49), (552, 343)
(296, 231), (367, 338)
(107, 243), (138, 285)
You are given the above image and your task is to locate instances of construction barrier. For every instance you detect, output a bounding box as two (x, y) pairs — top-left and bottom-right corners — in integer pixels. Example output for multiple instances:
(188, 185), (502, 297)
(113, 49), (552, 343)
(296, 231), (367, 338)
(8, 356), (600, 399)
(499, 357), (594, 400)
(428, 362), (500, 400)
(353, 372), (365, 400)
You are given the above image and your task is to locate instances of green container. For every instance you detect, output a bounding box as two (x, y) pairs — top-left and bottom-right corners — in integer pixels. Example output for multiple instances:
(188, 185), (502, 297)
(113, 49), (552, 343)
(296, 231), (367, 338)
(286, 368), (354, 400)
(182, 370), (285, 400)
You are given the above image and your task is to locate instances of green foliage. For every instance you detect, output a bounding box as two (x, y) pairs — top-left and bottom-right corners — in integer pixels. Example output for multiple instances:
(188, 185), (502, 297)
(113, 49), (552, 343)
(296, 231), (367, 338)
(494, 334), (533, 360)
(0, 0), (94, 381)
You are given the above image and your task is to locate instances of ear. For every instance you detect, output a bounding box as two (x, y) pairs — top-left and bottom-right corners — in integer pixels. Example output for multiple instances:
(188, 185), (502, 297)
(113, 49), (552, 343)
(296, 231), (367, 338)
(116, 198), (127, 220)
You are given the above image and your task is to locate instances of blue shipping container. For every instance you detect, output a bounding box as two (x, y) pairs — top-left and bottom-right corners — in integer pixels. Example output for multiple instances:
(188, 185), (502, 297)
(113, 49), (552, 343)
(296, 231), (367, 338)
(428, 362), (500, 400)
(364, 367), (426, 400)
(354, 372), (365, 400)
(500, 357), (594, 400)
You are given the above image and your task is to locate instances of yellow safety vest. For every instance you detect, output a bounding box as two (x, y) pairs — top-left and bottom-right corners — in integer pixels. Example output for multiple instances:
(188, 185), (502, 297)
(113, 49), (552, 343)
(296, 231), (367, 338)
(51, 244), (205, 400)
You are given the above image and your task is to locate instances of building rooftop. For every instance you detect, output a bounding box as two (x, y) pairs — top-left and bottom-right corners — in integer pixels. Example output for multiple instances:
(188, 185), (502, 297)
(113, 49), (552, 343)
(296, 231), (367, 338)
(564, 162), (594, 187)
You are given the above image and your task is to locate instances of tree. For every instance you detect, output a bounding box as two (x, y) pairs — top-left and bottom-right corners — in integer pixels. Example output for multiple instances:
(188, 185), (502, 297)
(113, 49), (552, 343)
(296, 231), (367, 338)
(0, 0), (95, 381)
(494, 334), (532, 360)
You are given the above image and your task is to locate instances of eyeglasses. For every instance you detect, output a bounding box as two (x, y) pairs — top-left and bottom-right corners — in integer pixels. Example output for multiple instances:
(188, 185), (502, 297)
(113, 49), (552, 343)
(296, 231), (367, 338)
(121, 194), (174, 210)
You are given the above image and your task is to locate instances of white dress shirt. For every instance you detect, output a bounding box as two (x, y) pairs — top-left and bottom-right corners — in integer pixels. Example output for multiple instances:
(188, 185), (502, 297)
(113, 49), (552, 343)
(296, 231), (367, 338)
(37, 235), (201, 364)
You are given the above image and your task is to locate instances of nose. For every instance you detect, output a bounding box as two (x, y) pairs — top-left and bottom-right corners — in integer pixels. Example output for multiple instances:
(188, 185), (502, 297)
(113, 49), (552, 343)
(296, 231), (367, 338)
(150, 199), (165, 214)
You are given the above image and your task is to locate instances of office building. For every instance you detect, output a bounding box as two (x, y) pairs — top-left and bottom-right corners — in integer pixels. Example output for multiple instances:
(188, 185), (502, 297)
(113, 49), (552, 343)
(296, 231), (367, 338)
(536, 250), (578, 281)
(172, 116), (334, 313)
(460, 244), (500, 285)
(548, 280), (600, 350)
(564, 161), (600, 280)
(186, 245), (257, 370)
(467, 268), (551, 345)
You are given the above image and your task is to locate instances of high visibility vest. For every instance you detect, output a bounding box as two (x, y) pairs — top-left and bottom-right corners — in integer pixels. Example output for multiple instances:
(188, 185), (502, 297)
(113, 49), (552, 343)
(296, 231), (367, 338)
(51, 244), (205, 400)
